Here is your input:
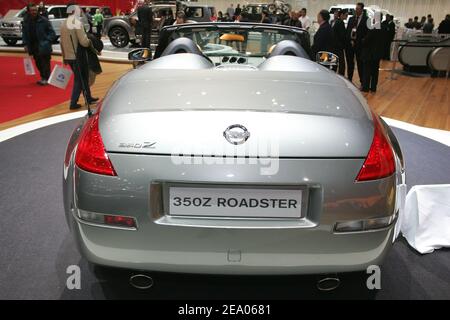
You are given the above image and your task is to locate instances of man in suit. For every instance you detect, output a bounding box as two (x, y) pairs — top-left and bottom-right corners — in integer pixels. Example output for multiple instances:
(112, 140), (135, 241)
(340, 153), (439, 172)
(438, 14), (450, 34)
(138, 0), (153, 49)
(331, 10), (346, 75)
(345, 2), (368, 85)
(361, 13), (384, 93)
(311, 10), (334, 59)
(381, 14), (396, 60)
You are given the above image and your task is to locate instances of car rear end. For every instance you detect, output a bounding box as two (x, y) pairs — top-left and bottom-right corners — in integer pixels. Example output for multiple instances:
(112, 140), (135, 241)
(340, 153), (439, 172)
(63, 69), (400, 275)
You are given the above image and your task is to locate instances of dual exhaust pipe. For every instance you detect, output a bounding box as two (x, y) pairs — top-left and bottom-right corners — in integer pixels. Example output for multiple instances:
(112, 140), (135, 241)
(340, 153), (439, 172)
(129, 274), (154, 290)
(316, 275), (341, 291)
(129, 273), (340, 292)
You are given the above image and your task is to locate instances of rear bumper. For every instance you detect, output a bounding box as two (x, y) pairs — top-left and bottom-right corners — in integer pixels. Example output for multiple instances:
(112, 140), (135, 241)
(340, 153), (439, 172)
(64, 153), (398, 275)
(0, 28), (22, 39)
(69, 211), (394, 275)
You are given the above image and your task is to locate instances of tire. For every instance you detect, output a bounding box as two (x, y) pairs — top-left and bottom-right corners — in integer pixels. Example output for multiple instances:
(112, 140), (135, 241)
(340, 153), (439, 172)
(3, 37), (18, 46)
(108, 26), (129, 48)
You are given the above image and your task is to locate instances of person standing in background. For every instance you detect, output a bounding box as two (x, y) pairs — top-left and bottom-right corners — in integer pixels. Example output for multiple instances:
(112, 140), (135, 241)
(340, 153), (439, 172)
(331, 10), (346, 76)
(85, 7), (93, 33)
(345, 2), (368, 85)
(298, 8), (311, 31)
(217, 11), (225, 22)
(381, 14), (396, 60)
(92, 8), (104, 39)
(22, 3), (56, 86)
(419, 16), (426, 28)
(227, 4), (234, 20)
(234, 4), (241, 18)
(260, 10), (271, 24)
(162, 9), (175, 27)
(210, 8), (217, 22)
(404, 18), (413, 28)
(423, 17), (434, 33)
(283, 10), (301, 27)
(361, 13), (384, 93)
(311, 10), (334, 59)
(412, 16), (421, 29)
(38, 2), (48, 18)
(137, 0), (152, 49)
(60, 4), (98, 110)
(438, 14), (450, 34)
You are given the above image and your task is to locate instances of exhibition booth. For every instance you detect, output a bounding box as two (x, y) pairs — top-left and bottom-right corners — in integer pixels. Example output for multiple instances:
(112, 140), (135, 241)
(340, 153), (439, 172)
(0, 0), (449, 301)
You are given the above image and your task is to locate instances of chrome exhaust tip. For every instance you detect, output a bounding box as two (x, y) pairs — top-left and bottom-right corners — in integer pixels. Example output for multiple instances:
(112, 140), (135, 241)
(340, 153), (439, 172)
(317, 276), (340, 291)
(129, 274), (154, 290)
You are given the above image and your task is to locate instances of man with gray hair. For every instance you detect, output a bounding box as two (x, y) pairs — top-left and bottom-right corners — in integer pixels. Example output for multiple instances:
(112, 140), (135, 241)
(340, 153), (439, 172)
(60, 4), (98, 109)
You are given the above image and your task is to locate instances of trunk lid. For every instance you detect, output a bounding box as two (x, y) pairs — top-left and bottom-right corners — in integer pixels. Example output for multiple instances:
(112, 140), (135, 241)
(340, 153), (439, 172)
(100, 69), (373, 158)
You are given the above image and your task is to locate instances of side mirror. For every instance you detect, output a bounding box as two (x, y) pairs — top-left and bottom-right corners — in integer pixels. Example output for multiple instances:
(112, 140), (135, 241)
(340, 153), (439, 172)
(128, 48), (152, 62)
(316, 51), (339, 70)
(48, 14), (55, 19)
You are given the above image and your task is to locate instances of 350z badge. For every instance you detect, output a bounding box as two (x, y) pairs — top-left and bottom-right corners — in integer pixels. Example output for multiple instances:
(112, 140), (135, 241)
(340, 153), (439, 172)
(118, 142), (156, 149)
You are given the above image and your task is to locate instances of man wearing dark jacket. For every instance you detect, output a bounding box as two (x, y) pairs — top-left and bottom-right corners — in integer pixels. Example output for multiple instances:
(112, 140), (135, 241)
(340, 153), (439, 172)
(138, 0), (153, 49)
(283, 11), (302, 27)
(438, 14), (450, 34)
(381, 14), (396, 60)
(345, 2), (368, 84)
(361, 14), (384, 93)
(311, 10), (334, 59)
(22, 3), (56, 85)
(331, 10), (346, 75)
(423, 18), (434, 33)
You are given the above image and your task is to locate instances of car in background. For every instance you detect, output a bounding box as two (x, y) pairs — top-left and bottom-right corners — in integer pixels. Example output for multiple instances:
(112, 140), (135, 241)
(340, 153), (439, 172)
(0, 4), (89, 46)
(104, 1), (215, 48)
(243, 1), (291, 23)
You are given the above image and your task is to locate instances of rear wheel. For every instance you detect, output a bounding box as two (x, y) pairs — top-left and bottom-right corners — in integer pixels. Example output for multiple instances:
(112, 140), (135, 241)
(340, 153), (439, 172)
(108, 27), (129, 48)
(3, 37), (18, 46)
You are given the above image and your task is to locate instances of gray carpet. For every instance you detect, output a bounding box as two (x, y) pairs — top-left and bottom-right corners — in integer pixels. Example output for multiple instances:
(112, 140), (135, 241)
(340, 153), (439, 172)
(0, 119), (449, 299)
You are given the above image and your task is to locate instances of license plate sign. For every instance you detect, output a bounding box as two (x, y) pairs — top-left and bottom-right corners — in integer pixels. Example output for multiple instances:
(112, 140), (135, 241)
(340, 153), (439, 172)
(169, 187), (303, 218)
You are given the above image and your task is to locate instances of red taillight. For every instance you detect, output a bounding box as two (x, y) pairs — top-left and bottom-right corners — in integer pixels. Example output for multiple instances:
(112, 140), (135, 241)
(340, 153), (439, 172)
(75, 113), (117, 176)
(104, 215), (136, 228)
(356, 113), (395, 182)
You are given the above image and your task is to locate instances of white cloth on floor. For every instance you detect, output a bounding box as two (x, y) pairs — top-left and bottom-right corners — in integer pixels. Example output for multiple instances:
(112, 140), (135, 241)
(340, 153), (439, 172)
(400, 184), (450, 254)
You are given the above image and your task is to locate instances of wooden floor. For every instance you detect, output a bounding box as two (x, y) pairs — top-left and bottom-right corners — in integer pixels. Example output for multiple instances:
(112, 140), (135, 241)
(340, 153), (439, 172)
(0, 53), (449, 131)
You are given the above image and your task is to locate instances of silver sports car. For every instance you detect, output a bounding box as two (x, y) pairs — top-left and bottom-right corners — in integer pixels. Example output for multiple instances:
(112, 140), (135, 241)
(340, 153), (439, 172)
(63, 23), (405, 276)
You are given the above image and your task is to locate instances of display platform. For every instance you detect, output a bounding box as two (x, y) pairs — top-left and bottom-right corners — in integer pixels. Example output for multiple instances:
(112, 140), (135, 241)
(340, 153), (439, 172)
(0, 118), (449, 299)
(0, 37), (130, 63)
